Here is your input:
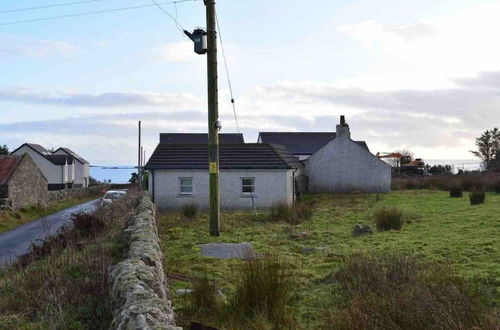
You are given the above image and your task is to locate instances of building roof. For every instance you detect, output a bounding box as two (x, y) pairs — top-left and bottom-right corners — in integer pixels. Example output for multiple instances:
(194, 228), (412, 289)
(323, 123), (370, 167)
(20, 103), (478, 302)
(159, 133), (244, 144)
(0, 155), (22, 185)
(55, 147), (89, 164)
(11, 143), (74, 165)
(146, 143), (302, 170)
(258, 132), (369, 155)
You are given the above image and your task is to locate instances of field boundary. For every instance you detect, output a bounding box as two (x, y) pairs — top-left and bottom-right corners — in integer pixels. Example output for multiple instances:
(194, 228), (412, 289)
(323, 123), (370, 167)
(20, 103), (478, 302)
(109, 193), (180, 330)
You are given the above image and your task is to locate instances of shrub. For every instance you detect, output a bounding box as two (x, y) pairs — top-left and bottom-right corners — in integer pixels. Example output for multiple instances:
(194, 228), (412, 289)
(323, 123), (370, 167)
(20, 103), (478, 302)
(181, 202), (198, 220)
(72, 213), (105, 237)
(469, 190), (486, 205)
(324, 253), (497, 330)
(449, 186), (463, 198)
(494, 181), (500, 194)
(373, 206), (403, 231)
(186, 277), (223, 325)
(268, 202), (313, 225)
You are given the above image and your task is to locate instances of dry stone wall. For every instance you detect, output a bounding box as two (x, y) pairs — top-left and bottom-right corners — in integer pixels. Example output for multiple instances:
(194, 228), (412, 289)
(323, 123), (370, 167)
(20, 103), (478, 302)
(47, 185), (105, 203)
(110, 193), (179, 330)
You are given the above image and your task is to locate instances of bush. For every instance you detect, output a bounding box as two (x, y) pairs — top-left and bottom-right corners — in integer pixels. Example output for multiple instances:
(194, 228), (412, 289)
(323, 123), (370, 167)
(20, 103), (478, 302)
(373, 206), (403, 231)
(181, 203), (198, 220)
(72, 213), (105, 237)
(469, 190), (486, 205)
(268, 202), (313, 225)
(324, 253), (497, 330)
(449, 186), (463, 198)
(494, 181), (500, 194)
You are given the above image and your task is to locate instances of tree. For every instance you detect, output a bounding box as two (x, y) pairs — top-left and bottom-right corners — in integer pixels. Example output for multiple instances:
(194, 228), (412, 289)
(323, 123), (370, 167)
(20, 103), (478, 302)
(471, 128), (500, 171)
(0, 145), (9, 155)
(129, 172), (138, 184)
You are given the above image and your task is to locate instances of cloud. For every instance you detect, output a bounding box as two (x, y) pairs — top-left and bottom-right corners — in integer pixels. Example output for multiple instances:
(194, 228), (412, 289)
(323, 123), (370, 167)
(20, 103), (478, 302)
(152, 41), (201, 62)
(0, 88), (202, 108)
(339, 20), (436, 42)
(0, 34), (77, 58)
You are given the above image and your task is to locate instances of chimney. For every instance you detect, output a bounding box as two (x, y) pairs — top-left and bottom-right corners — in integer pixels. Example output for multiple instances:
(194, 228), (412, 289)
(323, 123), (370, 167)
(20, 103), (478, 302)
(336, 115), (350, 139)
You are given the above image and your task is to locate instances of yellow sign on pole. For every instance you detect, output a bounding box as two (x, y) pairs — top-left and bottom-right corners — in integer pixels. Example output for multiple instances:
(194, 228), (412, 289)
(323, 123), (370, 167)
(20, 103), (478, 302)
(209, 162), (218, 174)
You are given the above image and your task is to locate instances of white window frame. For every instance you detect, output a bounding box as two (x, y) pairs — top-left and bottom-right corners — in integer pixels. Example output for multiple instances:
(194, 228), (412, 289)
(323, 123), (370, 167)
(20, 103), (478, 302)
(241, 177), (255, 194)
(179, 177), (193, 195)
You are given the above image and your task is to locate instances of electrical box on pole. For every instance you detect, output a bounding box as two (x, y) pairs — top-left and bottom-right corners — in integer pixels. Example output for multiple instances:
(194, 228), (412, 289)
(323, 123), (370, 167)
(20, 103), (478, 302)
(184, 28), (208, 54)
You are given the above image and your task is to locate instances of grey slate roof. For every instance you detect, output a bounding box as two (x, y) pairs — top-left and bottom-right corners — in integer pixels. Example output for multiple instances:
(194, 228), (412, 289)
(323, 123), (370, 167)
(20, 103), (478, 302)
(55, 147), (89, 164)
(258, 132), (369, 155)
(160, 133), (244, 144)
(146, 143), (302, 170)
(10, 143), (74, 165)
(26, 143), (51, 155)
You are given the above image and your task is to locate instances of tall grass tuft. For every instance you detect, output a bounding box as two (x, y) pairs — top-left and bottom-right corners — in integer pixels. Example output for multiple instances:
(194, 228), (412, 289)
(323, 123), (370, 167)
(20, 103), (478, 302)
(469, 190), (486, 205)
(231, 256), (296, 327)
(449, 186), (463, 198)
(373, 206), (403, 231)
(324, 253), (497, 330)
(268, 202), (313, 225)
(181, 202), (198, 220)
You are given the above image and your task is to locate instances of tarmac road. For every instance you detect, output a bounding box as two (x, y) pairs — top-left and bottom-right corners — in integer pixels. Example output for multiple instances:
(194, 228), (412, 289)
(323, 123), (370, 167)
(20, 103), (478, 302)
(0, 199), (99, 267)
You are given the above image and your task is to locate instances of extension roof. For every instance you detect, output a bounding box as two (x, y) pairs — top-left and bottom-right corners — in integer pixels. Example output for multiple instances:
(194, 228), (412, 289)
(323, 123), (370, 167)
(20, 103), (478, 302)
(54, 147), (89, 164)
(258, 132), (369, 155)
(145, 143), (302, 170)
(0, 155), (22, 185)
(159, 133), (244, 144)
(10, 143), (74, 165)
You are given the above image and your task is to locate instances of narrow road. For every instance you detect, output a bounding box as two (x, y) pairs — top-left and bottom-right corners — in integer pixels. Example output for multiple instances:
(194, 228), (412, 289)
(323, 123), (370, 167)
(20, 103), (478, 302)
(0, 199), (99, 267)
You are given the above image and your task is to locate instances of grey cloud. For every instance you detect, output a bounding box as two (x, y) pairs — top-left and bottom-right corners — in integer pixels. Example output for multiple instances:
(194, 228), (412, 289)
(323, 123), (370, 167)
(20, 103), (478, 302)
(454, 71), (500, 88)
(0, 88), (201, 108)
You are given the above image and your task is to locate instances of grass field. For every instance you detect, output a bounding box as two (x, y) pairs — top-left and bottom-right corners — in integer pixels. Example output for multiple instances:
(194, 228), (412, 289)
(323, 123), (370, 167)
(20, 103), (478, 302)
(0, 195), (99, 234)
(158, 190), (500, 329)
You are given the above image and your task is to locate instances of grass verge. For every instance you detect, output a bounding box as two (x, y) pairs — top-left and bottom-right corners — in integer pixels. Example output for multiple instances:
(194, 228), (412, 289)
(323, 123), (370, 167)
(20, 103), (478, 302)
(0, 194), (100, 234)
(0, 191), (139, 329)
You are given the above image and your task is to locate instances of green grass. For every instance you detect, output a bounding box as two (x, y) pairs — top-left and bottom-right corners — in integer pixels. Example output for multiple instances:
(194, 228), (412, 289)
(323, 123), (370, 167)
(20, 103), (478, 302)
(157, 190), (500, 329)
(0, 195), (99, 233)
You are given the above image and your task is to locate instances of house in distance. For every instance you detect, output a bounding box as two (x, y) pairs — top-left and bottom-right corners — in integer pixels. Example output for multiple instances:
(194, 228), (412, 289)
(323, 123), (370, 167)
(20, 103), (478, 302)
(145, 116), (391, 210)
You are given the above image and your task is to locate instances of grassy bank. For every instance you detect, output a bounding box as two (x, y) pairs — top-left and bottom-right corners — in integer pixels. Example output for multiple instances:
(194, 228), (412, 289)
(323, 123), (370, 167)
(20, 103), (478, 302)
(158, 190), (500, 329)
(0, 194), (100, 234)
(0, 192), (139, 329)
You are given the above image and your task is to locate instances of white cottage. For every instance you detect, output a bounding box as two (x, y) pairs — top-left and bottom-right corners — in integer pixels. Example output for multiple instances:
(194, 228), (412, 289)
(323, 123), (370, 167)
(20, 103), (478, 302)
(11, 143), (75, 190)
(53, 147), (90, 188)
(145, 141), (302, 210)
(305, 117), (391, 193)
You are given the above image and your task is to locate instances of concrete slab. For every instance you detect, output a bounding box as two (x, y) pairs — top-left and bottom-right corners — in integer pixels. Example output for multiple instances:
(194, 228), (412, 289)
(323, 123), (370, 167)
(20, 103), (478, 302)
(199, 242), (258, 259)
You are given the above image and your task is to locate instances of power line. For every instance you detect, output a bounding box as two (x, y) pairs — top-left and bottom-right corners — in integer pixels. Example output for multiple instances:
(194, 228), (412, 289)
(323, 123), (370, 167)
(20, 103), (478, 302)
(0, 0), (197, 26)
(215, 8), (240, 133)
(150, 0), (185, 33)
(0, 0), (108, 14)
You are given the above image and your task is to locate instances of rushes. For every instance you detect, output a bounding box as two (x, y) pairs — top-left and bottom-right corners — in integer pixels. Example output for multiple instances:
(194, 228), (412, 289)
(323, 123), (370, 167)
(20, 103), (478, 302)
(373, 206), (403, 231)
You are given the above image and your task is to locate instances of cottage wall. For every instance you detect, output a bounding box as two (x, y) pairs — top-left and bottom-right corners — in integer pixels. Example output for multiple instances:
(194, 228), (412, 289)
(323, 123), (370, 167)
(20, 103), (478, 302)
(151, 169), (294, 211)
(7, 155), (48, 209)
(306, 132), (391, 193)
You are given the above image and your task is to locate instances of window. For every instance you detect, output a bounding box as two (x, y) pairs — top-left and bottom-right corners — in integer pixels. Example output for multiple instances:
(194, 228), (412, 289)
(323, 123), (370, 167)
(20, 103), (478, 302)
(241, 177), (255, 194)
(179, 177), (193, 195)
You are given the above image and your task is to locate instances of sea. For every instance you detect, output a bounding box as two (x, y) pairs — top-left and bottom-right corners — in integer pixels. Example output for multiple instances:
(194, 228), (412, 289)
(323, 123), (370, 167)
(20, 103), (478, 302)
(90, 159), (482, 183)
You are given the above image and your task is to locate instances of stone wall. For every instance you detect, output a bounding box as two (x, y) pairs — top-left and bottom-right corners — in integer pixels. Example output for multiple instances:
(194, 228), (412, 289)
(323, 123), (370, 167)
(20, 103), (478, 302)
(47, 185), (105, 203)
(8, 154), (48, 210)
(109, 193), (179, 330)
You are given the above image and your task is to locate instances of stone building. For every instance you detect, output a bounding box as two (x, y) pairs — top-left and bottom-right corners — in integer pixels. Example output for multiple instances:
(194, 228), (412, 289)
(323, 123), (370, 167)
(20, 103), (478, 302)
(305, 116), (391, 193)
(0, 154), (48, 210)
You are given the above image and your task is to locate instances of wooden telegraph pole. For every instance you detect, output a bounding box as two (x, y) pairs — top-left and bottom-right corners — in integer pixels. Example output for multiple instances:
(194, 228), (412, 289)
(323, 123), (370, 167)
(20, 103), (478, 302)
(138, 120), (142, 190)
(206, 0), (220, 236)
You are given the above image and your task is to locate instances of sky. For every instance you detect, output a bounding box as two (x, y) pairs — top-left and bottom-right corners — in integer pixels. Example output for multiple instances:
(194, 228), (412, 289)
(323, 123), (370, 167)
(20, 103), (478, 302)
(1, 0), (500, 165)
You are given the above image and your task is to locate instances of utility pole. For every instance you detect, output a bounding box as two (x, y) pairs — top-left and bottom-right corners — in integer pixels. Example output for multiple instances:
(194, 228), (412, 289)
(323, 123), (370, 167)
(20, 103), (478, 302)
(138, 120), (142, 190)
(206, 0), (220, 236)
